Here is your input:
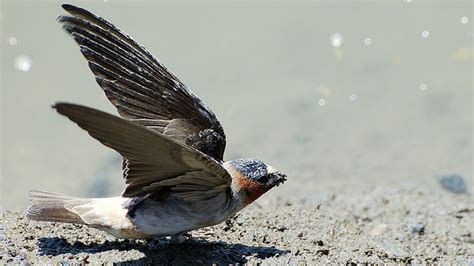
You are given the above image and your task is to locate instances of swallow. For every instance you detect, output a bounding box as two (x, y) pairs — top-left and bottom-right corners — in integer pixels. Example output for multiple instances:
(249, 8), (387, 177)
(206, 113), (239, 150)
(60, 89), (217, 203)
(26, 4), (286, 242)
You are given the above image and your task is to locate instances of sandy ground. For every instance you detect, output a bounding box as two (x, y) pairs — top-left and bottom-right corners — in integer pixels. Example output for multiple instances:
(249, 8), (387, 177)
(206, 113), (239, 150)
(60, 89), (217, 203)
(1, 2), (472, 264)
(1, 181), (473, 264)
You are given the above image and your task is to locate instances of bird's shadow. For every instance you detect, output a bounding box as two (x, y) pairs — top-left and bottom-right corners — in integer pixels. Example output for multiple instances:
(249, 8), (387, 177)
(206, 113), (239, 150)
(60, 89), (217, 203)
(38, 236), (288, 264)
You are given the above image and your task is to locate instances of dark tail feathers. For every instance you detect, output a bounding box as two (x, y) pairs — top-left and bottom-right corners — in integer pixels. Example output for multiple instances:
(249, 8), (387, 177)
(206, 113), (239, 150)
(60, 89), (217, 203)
(26, 190), (89, 224)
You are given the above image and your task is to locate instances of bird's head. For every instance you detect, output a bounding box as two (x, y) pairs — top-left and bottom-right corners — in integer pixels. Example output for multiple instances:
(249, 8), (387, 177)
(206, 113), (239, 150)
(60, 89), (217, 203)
(226, 159), (287, 205)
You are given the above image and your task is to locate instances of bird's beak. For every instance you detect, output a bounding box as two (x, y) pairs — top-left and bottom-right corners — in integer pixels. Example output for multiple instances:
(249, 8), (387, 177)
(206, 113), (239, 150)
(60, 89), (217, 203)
(268, 172), (287, 188)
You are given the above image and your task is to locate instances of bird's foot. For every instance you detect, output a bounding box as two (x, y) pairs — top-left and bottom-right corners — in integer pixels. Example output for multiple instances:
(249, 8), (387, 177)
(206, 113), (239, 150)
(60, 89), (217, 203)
(170, 232), (191, 244)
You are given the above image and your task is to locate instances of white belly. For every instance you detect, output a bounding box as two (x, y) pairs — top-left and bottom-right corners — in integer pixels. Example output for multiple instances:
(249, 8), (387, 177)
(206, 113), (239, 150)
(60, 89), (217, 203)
(70, 195), (243, 239)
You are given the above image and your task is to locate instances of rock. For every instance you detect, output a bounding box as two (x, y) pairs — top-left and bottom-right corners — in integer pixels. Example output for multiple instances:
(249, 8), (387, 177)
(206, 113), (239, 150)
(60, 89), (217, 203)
(437, 175), (468, 194)
(276, 226), (287, 232)
(410, 223), (425, 235)
(316, 249), (329, 255)
(314, 240), (324, 246)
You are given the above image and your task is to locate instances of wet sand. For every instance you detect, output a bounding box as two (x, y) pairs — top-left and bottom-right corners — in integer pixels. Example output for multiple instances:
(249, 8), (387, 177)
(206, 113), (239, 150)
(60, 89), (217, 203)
(1, 182), (472, 264)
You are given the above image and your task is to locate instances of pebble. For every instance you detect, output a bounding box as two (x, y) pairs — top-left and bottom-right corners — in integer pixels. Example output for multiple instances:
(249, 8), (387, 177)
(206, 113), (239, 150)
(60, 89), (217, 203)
(410, 223), (425, 235)
(316, 249), (329, 255)
(277, 226), (287, 232)
(314, 240), (324, 246)
(437, 175), (468, 194)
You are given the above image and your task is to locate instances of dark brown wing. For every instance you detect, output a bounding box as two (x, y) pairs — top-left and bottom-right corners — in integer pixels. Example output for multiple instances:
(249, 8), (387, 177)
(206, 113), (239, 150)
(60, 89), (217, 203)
(58, 4), (226, 161)
(53, 103), (231, 201)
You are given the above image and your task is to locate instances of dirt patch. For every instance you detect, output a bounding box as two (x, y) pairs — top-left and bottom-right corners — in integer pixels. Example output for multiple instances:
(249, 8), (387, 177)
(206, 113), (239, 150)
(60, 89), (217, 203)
(1, 182), (473, 264)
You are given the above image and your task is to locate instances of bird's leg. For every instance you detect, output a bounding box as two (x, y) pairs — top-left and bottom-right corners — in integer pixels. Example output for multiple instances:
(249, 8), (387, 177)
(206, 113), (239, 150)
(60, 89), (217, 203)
(170, 232), (191, 244)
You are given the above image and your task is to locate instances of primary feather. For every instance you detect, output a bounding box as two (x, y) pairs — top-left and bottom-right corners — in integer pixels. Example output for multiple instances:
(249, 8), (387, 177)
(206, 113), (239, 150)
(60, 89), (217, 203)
(53, 103), (230, 201)
(58, 4), (227, 161)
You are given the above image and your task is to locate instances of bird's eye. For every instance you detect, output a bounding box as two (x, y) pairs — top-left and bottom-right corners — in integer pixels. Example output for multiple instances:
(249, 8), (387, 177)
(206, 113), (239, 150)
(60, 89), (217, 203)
(258, 175), (269, 184)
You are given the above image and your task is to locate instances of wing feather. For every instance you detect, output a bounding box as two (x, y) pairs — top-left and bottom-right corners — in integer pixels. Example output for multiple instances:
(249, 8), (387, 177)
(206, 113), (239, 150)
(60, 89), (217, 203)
(53, 103), (230, 201)
(58, 4), (226, 160)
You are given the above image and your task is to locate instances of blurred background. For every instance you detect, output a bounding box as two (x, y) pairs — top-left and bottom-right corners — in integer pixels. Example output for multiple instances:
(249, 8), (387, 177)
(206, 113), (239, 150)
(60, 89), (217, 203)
(1, 1), (472, 210)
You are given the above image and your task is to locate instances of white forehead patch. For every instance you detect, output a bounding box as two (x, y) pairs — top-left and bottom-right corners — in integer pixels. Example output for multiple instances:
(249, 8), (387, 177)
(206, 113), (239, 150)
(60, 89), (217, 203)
(266, 164), (276, 174)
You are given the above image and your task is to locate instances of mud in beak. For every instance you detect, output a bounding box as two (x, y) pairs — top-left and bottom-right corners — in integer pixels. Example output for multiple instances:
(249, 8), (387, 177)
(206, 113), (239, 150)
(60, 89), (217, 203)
(267, 172), (287, 188)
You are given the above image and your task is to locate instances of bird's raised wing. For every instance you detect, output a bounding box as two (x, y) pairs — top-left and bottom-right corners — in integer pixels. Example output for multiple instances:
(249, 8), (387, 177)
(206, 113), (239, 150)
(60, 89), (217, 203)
(58, 4), (226, 161)
(53, 103), (231, 202)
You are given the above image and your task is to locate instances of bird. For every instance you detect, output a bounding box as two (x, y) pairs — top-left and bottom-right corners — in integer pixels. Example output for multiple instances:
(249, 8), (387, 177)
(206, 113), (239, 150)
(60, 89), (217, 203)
(26, 4), (286, 242)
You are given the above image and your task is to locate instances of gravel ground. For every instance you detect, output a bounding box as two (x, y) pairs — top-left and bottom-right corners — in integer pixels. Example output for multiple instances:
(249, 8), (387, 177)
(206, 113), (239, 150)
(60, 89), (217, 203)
(1, 182), (473, 264)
